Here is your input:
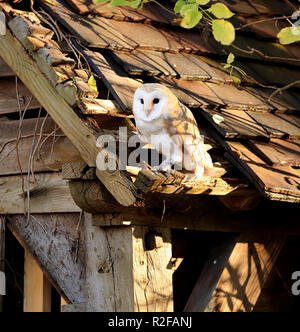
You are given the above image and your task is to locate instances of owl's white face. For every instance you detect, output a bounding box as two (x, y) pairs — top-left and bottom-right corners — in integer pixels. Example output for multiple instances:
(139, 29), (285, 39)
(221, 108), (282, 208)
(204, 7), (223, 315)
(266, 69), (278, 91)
(133, 84), (169, 122)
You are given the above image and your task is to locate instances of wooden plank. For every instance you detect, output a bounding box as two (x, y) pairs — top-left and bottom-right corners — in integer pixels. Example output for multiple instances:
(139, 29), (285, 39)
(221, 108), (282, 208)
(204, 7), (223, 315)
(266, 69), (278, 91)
(205, 83), (270, 110)
(0, 117), (83, 176)
(100, 19), (174, 52)
(202, 233), (286, 312)
(248, 112), (300, 139)
(134, 169), (251, 196)
(184, 234), (238, 312)
(0, 77), (40, 114)
(92, 192), (300, 234)
(85, 213), (173, 312)
(0, 26), (140, 206)
(155, 77), (223, 108)
(83, 49), (142, 112)
(248, 139), (300, 167)
(0, 173), (81, 214)
(164, 52), (222, 81)
(0, 217), (4, 312)
(202, 109), (269, 139)
(111, 50), (177, 77)
(226, 141), (300, 198)
(0, 56), (14, 77)
(78, 98), (133, 117)
(8, 213), (86, 304)
(24, 249), (52, 312)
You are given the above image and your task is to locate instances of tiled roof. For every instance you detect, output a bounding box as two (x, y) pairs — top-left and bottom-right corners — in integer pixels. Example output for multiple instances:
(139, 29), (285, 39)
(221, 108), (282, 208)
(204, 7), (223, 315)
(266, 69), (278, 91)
(36, 0), (300, 201)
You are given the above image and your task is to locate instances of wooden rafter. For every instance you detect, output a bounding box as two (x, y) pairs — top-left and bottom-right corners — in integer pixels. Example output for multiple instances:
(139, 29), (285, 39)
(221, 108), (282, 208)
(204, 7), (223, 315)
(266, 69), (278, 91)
(0, 23), (141, 207)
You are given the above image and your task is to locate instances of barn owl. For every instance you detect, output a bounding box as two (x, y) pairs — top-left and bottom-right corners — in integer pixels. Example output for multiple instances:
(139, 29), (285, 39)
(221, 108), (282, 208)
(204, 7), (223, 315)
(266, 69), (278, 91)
(132, 83), (215, 179)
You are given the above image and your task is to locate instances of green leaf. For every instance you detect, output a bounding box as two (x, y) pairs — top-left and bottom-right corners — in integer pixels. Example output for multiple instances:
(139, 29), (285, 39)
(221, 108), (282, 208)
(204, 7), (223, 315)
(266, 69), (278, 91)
(223, 63), (231, 69)
(196, 0), (210, 4)
(212, 19), (235, 45)
(181, 9), (203, 29)
(277, 26), (300, 45)
(96, 0), (110, 3)
(88, 75), (98, 92)
(180, 3), (197, 16)
(232, 76), (241, 84)
(174, 0), (186, 14)
(110, 0), (130, 7)
(227, 52), (235, 64)
(208, 3), (235, 19)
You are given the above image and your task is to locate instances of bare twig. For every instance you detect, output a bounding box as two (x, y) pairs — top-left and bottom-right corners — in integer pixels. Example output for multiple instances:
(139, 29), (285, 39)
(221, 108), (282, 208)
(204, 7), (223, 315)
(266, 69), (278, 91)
(268, 80), (300, 102)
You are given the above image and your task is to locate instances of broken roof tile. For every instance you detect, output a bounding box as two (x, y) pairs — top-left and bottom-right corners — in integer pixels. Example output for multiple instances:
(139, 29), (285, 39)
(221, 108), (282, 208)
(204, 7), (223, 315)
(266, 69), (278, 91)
(42, 0), (136, 50)
(226, 141), (300, 198)
(154, 77), (224, 108)
(247, 111), (300, 139)
(83, 50), (142, 112)
(248, 139), (300, 167)
(111, 50), (177, 77)
(202, 109), (269, 139)
(104, 20), (172, 52)
(243, 87), (299, 111)
(164, 52), (223, 82)
(205, 83), (270, 110)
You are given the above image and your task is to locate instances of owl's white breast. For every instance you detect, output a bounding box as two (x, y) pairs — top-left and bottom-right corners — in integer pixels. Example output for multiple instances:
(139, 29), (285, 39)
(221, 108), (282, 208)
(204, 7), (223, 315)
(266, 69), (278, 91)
(135, 117), (165, 140)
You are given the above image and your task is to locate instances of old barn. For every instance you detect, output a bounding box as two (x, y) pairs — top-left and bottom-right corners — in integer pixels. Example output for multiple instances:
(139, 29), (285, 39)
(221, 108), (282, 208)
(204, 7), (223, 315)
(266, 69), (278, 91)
(0, 0), (300, 312)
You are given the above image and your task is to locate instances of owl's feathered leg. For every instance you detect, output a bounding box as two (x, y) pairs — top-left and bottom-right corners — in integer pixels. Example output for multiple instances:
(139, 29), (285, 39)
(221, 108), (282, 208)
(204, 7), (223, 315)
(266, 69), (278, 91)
(152, 158), (172, 178)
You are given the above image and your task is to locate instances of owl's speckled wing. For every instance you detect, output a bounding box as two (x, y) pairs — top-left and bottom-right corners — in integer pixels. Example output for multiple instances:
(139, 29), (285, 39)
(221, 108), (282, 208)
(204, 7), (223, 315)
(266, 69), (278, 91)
(163, 102), (214, 176)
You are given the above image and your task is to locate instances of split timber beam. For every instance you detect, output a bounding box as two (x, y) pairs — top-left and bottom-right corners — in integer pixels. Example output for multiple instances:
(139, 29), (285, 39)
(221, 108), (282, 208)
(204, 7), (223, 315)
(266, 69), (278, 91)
(0, 21), (140, 207)
(84, 214), (173, 312)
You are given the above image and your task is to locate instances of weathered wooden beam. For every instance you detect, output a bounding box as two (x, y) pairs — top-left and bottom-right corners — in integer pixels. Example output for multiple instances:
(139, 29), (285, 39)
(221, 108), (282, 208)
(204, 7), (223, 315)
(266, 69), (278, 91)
(185, 233), (286, 312)
(184, 234), (239, 312)
(78, 98), (133, 117)
(135, 169), (254, 196)
(61, 302), (86, 312)
(85, 214), (173, 312)
(0, 25), (140, 207)
(24, 249), (52, 312)
(0, 118), (83, 176)
(0, 173), (81, 214)
(0, 217), (4, 312)
(7, 213), (86, 304)
(92, 205), (300, 234)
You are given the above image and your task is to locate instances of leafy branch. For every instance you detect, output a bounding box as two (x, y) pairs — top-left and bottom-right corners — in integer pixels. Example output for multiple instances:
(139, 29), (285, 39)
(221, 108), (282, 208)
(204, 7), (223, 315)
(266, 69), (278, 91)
(96, 0), (236, 46)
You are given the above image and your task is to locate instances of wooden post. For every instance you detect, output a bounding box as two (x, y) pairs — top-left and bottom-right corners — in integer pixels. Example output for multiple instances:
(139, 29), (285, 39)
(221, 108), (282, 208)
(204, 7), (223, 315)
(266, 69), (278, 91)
(185, 233), (286, 312)
(24, 249), (52, 312)
(0, 218), (4, 312)
(85, 214), (173, 312)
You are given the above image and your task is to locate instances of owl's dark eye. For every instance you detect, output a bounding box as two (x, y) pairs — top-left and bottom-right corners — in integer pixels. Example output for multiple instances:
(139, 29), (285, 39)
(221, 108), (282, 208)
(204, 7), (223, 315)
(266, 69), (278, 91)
(153, 98), (160, 104)
(140, 99), (144, 104)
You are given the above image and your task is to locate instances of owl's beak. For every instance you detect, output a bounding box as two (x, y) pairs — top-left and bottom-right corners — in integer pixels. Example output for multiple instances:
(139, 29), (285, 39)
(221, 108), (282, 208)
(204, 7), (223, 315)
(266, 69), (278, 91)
(145, 108), (153, 116)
